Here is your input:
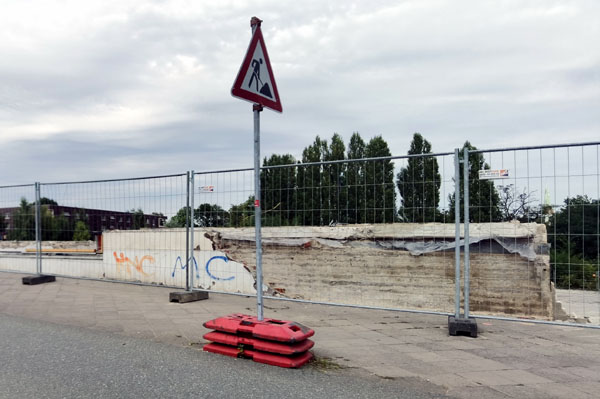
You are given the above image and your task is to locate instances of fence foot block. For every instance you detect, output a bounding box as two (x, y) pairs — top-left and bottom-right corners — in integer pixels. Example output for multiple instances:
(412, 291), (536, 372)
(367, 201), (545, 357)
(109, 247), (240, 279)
(169, 291), (209, 303)
(448, 316), (477, 338)
(22, 275), (56, 285)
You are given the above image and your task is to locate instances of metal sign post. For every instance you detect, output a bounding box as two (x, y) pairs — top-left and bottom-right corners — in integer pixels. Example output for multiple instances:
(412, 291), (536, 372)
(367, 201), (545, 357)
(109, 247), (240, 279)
(254, 103), (264, 320)
(231, 17), (282, 321)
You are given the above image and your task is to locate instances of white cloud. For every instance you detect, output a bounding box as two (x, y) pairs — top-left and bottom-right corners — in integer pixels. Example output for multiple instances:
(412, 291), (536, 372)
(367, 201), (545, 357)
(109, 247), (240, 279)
(0, 0), (598, 184)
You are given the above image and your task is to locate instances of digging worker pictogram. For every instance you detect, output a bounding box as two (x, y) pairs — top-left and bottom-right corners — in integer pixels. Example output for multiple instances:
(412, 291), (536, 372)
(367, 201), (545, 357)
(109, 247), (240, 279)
(249, 58), (263, 92)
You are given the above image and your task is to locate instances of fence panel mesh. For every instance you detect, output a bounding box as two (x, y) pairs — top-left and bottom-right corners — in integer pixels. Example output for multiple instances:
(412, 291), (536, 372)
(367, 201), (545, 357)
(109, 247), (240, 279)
(466, 144), (600, 326)
(193, 155), (460, 314)
(0, 184), (37, 274)
(3, 142), (597, 327)
(37, 175), (189, 287)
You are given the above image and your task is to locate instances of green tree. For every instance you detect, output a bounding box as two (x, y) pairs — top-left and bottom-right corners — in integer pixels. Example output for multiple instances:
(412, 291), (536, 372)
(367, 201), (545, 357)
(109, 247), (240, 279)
(448, 141), (501, 222)
(166, 207), (189, 228)
(229, 196), (255, 227)
(50, 211), (72, 241)
(40, 198), (58, 205)
(196, 203), (229, 227)
(396, 133), (441, 222)
(324, 133), (346, 224)
(549, 195), (599, 262)
(364, 135), (395, 223)
(297, 136), (329, 225)
(261, 154), (297, 226)
(7, 198), (35, 240)
(0, 211), (6, 238)
(346, 132), (366, 224)
(73, 221), (91, 241)
(131, 208), (145, 229)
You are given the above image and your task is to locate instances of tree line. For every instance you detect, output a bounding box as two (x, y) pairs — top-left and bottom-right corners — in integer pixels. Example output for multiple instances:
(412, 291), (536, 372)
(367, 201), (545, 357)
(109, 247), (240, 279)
(173, 132), (503, 228)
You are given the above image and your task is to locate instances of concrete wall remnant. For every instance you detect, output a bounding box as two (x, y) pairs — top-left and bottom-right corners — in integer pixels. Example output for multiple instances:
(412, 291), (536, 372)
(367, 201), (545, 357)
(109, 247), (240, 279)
(0, 222), (553, 319)
(205, 222), (553, 319)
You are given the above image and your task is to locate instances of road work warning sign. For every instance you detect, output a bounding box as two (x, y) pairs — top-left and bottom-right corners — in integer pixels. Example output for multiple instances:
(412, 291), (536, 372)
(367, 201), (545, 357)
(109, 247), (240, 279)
(231, 23), (282, 112)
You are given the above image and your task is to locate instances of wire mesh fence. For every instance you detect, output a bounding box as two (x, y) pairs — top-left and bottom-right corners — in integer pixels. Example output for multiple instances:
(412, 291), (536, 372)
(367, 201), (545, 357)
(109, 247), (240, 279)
(34, 174), (189, 287)
(465, 143), (600, 326)
(0, 184), (37, 274)
(1, 141), (599, 328)
(193, 154), (462, 315)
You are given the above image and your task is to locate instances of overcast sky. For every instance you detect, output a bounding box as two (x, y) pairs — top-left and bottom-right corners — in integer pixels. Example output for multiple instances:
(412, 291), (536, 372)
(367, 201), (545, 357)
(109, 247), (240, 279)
(1, 0), (599, 185)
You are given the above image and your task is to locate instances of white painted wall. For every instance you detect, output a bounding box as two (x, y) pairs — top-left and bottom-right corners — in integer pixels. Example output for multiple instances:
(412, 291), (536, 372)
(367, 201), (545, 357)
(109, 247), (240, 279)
(0, 230), (256, 295)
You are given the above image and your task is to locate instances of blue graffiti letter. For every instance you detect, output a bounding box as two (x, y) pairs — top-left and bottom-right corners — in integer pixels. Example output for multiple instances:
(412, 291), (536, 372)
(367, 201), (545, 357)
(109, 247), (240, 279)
(171, 256), (199, 279)
(205, 256), (235, 281)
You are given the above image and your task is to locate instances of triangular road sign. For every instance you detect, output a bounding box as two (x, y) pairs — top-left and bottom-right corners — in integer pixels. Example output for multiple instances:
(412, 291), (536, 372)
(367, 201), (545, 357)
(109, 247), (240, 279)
(231, 25), (282, 113)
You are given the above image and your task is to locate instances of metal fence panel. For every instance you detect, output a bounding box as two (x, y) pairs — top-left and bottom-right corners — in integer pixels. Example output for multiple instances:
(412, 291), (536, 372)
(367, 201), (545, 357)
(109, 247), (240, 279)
(192, 154), (461, 315)
(36, 174), (189, 287)
(466, 143), (600, 326)
(0, 184), (37, 274)
(5, 141), (598, 329)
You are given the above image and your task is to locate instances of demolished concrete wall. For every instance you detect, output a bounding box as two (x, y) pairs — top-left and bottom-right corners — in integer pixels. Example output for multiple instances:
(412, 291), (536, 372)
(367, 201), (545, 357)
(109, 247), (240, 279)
(206, 222), (553, 319)
(0, 222), (553, 319)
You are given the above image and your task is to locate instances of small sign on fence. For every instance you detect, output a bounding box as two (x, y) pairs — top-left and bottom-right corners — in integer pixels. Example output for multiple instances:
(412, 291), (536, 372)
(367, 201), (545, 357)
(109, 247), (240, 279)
(478, 169), (509, 180)
(199, 185), (215, 192)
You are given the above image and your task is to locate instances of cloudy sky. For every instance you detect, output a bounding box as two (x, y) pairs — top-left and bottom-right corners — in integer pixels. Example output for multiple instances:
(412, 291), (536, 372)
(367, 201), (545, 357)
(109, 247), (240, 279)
(1, 0), (599, 185)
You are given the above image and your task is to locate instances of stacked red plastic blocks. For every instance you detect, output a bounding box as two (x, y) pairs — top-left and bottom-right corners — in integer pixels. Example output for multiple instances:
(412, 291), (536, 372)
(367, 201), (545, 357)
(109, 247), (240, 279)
(203, 313), (315, 368)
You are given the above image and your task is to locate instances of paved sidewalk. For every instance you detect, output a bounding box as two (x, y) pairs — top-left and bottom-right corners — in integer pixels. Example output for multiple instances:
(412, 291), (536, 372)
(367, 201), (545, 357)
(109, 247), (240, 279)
(1, 273), (600, 399)
(556, 289), (600, 325)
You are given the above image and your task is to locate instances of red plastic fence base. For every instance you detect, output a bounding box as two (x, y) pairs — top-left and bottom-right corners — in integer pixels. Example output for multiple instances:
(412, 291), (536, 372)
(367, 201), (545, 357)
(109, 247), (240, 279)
(203, 342), (313, 368)
(203, 313), (314, 343)
(204, 331), (314, 355)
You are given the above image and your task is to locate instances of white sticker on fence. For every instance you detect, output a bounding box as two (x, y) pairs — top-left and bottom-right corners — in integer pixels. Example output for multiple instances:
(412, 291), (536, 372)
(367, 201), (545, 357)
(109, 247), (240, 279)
(199, 185), (215, 192)
(478, 169), (509, 180)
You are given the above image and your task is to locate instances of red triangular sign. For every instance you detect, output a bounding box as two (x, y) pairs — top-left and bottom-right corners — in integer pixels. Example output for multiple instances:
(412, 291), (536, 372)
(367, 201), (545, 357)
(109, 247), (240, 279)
(231, 25), (282, 113)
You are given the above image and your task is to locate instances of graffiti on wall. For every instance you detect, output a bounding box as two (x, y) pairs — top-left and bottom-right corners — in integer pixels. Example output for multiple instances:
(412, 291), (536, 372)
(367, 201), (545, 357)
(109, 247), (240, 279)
(171, 256), (200, 279)
(113, 252), (155, 276)
(205, 255), (235, 281)
(170, 254), (235, 281)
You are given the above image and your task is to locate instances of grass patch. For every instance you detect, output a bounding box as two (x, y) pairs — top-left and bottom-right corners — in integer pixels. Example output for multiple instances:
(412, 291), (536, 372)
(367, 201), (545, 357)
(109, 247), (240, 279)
(310, 356), (344, 370)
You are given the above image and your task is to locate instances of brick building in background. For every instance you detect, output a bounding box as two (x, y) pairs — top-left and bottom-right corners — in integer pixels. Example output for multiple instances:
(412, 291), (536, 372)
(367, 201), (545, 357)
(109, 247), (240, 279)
(0, 205), (166, 240)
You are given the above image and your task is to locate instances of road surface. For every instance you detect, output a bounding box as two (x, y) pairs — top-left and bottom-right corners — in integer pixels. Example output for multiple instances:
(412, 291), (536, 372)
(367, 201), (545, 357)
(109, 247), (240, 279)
(0, 314), (449, 399)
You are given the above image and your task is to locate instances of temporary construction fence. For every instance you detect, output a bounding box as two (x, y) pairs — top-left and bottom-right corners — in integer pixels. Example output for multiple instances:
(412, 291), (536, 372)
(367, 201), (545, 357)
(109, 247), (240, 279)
(463, 142), (600, 326)
(1, 141), (599, 330)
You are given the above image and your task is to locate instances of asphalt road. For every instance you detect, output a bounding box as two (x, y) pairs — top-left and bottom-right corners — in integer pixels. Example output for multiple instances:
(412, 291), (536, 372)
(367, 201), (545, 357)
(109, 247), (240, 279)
(0, 314), (449, 399)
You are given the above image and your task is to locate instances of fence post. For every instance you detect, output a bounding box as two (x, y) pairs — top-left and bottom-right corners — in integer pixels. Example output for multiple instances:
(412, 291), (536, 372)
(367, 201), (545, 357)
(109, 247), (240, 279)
(463, 147), (471, 319)
(189, 170), (195, 290)
(454, 149), (461, 319)
(21, 182), (55, 285)
(35, 182), (41, 275)
(448, 149), (478, 337)
(185, 171), (190, 291)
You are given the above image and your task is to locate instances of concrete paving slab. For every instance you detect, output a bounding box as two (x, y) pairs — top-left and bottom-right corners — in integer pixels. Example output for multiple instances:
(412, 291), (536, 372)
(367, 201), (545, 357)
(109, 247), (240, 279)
(457, 370), (517, 386)
(531, 382), (596, 399)
(445, 386), (511, 398)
